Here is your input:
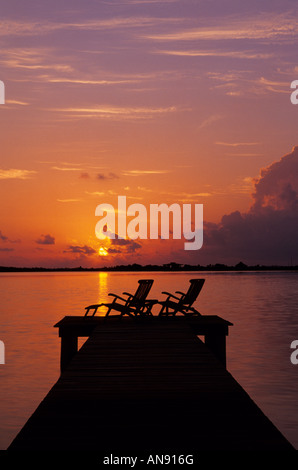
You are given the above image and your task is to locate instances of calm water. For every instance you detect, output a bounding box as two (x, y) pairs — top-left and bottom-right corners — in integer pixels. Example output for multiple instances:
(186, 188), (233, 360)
(0, 270), (298, 450)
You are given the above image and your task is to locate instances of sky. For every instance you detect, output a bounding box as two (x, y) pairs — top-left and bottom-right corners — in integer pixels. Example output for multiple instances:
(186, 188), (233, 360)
(1, 0), (298, 267)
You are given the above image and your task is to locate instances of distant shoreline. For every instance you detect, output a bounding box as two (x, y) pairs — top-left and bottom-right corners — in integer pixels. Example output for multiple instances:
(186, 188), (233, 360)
(0, 262), (297, 273)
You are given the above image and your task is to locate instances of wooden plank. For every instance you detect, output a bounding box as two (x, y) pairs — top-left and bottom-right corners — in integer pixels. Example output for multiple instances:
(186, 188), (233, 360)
(7, 317), (295, 451)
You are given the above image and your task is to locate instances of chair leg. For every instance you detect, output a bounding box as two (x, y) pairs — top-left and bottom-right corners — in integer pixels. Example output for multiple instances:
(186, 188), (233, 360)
(105, 306), (113, 317)
(158, 303), (166, 316)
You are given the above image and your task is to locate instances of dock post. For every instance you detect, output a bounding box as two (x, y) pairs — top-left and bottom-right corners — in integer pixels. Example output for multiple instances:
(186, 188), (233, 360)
(60, 333), (78, 372)
(204, 332), (227, 367)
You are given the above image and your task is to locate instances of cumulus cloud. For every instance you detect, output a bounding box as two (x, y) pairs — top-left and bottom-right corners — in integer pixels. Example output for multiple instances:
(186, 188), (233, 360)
(0, 231), (8, 242)
(251, 147), (298, 212)
(35, 234), (55, 245)
(97, 172), (119, 180)
(0, 230), (21, 244)
(201, 146), (298, 265)
(64, 245), (96, 255)
(103, 229), (142, 254)
(108, 237), (142, 254)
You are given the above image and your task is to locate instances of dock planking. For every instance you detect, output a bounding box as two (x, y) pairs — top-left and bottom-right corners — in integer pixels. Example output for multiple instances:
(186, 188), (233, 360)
(7, 315), (295, 451)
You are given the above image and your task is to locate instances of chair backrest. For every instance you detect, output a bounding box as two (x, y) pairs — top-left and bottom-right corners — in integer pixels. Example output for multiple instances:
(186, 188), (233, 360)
(180, 279), (205, 306)
(130, 279), (154, 306)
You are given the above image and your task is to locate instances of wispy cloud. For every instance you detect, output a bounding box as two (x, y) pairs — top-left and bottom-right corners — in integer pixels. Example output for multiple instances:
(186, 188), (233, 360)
(51, 105), (178, 120)
(5, 100), (29, 106)
(0, 48), (73, 72)
(0, 16), (181, 37)
(45, 77), (140, 85)
(215, 141), (260, 147)
(224, 153), (263, 158)
(258, 76), (290, 94)
(158, 189), (212, 201)
(52, 166), (85, 171)
(155, 49), (272, 59)
(197, 114), (224, 130)
(85, 191), (105, 196)
(137, 185), (154, 192)
(208, 71), (290, 97)
(143, 13), (298, 42)
(57, 198), (82, 203)
(0, 169), (36, 180)
(123, 169), (171, 175)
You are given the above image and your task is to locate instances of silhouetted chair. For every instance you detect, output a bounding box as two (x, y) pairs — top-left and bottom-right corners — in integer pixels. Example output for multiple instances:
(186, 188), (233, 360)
(85, 279), (156, 317)
(158, 279), (205, 316)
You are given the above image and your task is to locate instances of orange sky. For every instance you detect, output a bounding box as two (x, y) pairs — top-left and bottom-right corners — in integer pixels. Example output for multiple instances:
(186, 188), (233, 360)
(1, 1), (298, 267)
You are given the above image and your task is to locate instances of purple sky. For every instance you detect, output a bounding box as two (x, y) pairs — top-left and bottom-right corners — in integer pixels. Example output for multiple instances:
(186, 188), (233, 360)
(1, 0), (298, 266)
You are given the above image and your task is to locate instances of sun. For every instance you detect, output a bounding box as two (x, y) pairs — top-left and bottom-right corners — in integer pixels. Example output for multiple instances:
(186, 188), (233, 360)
(98, 246), (108, 256)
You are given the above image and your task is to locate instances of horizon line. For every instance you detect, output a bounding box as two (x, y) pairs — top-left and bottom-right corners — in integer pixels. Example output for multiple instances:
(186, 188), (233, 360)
(0, 262), (297, 272)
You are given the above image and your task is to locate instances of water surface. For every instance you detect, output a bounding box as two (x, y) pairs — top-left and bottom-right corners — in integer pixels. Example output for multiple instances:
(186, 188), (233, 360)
(0, 271), (297, 449)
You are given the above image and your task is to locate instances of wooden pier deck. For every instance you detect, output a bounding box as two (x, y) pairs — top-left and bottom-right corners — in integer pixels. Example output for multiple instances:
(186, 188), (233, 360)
(7, 315), (295, 452)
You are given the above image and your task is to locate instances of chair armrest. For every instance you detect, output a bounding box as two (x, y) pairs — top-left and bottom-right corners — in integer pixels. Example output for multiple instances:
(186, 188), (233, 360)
(161, 291), (181, 301)
(175, 291), (185, 296)
(122, 292), (133, 298)
(108, 293), (126, 302)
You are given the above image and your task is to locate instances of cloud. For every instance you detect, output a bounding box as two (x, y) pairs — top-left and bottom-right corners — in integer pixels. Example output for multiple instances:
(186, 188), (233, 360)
(251, 146), (298, 212)
(52, 166), (85, 171)
(215, 142), (260, 148)
(123, 169), (170, 175)
(97, 172), (119, 180)
(0, 169), (36, 180)
(5, 100), (29, 106)
(108, 240), (142, 254)
(0, 231), (8, 242)
(0, 17), (181, 37)
(207, 71), (290, 97)
(52, 105), (177, 121)
(197, 114), (224, 130)
(104, 231), (142, 254)
(200, 146), (298, 265)
(64, 245), (96, 255)
(0, 48), (73, 74)
(143, 13), (298, 43)
(35, 234), (55, 245)
(45, 77), (139, 85)
(57, 199), (82, 202)
(85, 191), (105, 196)
(155, 50), (272, 60)
(0, 230), (21, 244)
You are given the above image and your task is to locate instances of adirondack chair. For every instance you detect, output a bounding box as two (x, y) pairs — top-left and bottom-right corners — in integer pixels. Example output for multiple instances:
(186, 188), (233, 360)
(158, 279), (205, 316)
(84, 279), (156, 317)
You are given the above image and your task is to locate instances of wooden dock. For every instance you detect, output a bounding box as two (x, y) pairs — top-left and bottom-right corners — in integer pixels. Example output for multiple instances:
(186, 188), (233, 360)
(7, 315), (295, 451)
